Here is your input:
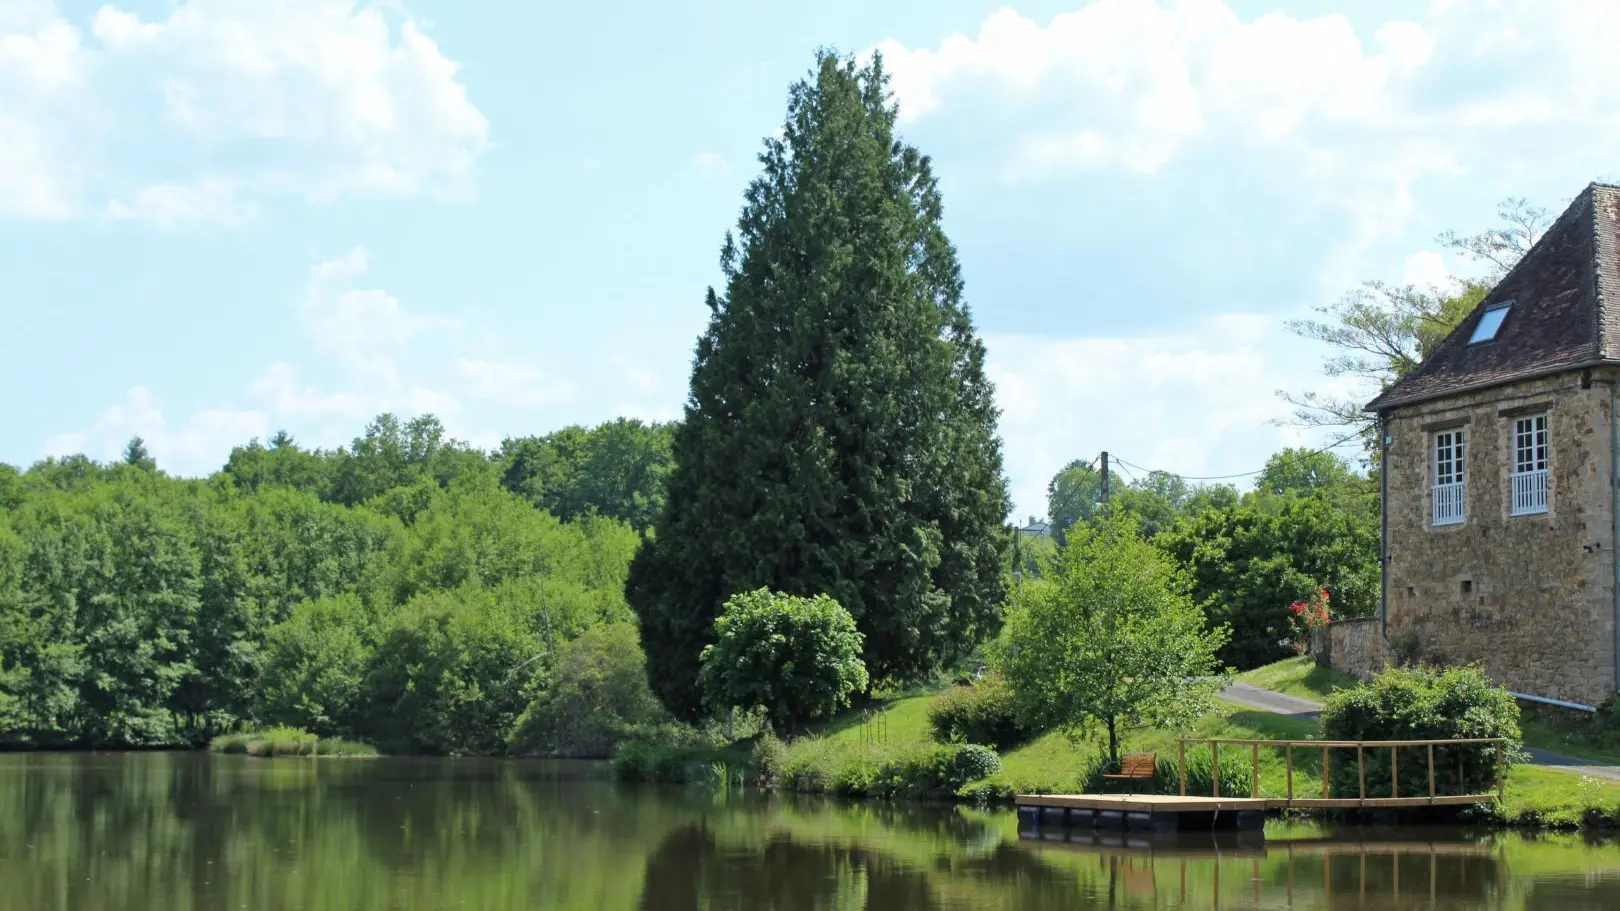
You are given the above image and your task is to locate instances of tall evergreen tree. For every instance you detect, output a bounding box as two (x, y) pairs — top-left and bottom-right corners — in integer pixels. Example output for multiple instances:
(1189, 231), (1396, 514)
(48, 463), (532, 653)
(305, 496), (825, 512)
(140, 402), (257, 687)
(627, 50), (1011, 720)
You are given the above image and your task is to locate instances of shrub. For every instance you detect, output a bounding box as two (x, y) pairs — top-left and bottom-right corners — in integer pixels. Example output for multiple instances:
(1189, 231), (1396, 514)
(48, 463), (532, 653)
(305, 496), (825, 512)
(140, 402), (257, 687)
(927, 673), (1029, 750)
(698, 589), (869, 734)
(208, 726), (377, 757)
(951, 744), (1002, 782)
(750, 731), (788, 788)
(782, 754), (834, 794)
(507, 623), (668, 758)
(1319, 664), (1522, 798)
(611, 741), (657, 782)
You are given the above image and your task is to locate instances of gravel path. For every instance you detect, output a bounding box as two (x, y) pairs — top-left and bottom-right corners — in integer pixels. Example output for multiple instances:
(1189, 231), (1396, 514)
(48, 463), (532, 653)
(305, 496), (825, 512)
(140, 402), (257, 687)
(1219, 681), (1620, 782)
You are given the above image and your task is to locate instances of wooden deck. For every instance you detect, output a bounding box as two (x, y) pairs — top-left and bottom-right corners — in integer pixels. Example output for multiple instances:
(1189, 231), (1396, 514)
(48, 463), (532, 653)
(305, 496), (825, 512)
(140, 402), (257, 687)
(1015, 792), (1494, 812)
(1017, 794), (1270, 813)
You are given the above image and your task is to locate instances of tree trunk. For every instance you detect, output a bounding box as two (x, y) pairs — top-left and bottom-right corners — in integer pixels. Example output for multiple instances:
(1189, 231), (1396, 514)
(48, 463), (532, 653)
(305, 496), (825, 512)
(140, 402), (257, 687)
(1107, 715), (1119, 766)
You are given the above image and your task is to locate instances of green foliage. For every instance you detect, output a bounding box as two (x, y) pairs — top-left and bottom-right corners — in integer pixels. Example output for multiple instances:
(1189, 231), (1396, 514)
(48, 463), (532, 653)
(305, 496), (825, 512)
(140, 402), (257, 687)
(996, 516), (1229, 763)
(1048, 459), (1233, 544)
(698, 589), (869, 733)
(926, 672), (1028, 751)
(1151, 751), (1254, 798)
(257, 595), (376, 738)
(1046, 459), (1104, 544)
(629, 51), (1011, 720)
(750, 731), (788, 788)
(1157, 491), (1378, 669)
(0, 411), (649, 756)
(1320, 665), (1523, 798)
(364, 583), (547, 756)
(497, 419), (675, 531)
(951, 743), (1002, 782)
(507, 622), (668, 758)
(209, 726), (377, 757)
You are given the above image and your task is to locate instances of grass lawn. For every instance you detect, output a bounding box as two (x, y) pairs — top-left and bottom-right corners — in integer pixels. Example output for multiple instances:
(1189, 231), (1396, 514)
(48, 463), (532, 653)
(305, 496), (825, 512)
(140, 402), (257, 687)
(1235, 656), (1357, 702)
(1520, 717), (1620, 766)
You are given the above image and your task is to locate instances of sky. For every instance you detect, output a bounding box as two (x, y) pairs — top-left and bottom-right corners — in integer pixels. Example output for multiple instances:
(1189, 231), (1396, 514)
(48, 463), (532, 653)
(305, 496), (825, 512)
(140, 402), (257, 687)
(5, 0), (1620, 521)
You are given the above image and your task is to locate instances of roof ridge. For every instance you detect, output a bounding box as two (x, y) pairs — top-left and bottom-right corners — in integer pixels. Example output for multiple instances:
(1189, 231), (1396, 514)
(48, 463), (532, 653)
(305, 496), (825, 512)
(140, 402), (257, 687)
(1367, 183), (1613, 413)
(1594, 185), (1619, 360)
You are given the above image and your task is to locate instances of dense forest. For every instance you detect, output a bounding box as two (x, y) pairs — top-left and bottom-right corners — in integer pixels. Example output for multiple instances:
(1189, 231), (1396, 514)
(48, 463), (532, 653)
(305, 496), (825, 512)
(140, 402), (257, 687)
(0, 415), (679, 755)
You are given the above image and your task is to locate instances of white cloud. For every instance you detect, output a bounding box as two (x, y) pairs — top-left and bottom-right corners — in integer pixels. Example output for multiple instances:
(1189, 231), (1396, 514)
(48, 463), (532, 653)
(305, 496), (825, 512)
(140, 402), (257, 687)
(985, 314), (1344, 518)
(693, 151), (728, 175)
(872, 0), (1620, 248)
(1, 0), (487, 225)
(457, 358), (577, 409)
(40, 386), (268, 471)
(1401, 250), (1452, 290)
(298, 247), (457, 386)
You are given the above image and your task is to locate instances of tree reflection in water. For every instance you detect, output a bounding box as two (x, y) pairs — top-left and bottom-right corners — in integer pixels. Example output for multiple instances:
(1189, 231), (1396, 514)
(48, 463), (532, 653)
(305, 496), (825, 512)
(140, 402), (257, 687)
(1, 753), (1618, 910)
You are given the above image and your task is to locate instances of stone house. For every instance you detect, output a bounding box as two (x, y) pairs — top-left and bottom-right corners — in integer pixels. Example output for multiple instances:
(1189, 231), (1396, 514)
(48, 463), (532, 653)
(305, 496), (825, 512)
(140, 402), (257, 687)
(1360, 182), (1620, 710)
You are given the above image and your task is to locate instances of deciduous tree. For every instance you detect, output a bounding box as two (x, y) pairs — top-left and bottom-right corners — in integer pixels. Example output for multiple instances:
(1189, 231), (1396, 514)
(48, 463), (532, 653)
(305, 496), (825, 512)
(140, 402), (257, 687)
(995, 517), (1228, 763)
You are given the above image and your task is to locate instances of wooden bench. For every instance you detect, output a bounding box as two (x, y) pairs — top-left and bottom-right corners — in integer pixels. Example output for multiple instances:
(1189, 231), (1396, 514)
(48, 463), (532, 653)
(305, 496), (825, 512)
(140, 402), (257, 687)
(1101, 752), (1157, 794)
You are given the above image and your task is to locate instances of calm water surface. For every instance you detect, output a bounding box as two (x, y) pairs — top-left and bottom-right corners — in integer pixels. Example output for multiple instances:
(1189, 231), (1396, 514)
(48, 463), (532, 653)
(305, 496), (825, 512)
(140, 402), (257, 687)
(1, 753), (1617, 910)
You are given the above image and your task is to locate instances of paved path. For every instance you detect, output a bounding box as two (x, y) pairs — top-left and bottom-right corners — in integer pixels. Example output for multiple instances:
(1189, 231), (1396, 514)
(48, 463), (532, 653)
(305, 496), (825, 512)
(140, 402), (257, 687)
(1219, 682), (1620, 782)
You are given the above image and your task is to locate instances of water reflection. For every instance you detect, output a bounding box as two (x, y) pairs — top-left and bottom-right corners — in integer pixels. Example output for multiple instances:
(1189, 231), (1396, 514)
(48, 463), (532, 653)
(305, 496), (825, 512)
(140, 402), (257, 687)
(0, 753), (1617, 910)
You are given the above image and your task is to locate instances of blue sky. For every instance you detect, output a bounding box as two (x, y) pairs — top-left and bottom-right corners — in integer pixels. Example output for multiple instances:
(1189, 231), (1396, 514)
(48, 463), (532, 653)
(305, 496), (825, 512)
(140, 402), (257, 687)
(5, 0), (1620, 519)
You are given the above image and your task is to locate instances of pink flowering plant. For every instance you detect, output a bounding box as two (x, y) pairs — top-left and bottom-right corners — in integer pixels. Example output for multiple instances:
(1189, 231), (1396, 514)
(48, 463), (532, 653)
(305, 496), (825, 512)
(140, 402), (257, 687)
(1286, 588), (1332, 655)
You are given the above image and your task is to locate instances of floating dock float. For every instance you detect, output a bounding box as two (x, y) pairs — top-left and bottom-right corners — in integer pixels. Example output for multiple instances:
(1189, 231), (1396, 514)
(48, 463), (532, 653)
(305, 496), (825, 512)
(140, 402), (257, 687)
(1016, 794), (1270, 834)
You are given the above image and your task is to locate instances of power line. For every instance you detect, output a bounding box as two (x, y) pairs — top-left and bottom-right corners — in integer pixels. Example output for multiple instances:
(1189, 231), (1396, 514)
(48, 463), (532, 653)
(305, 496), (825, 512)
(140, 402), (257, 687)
(1111, 428), (1366, 484)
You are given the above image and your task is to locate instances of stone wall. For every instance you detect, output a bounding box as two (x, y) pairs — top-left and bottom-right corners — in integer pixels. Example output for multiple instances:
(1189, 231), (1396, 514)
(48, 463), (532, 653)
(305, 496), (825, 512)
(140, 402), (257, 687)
(1383, 368), (1619, 706)
(1313, 617), (1387, 682)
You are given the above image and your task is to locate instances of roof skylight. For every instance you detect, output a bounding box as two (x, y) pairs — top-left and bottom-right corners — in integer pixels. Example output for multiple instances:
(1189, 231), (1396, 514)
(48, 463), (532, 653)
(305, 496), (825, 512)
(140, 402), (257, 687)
(1469, 303), (1512, 344)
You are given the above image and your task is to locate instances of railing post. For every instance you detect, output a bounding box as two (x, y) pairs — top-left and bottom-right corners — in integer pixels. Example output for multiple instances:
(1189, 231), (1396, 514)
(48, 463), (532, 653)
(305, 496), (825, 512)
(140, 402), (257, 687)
(1251, 743), (1260, 798)
(1358, 746), (1366, 804)
(1179, 740), (1187, 796)
(1286, 744), (1294, 803)
(1323, 746), (1331, 799)
(1391, 746), (1399, 798)
(1496, 742), (1506, 800)
(1212, 741), (1220, 797)
(1428, 743), (1436, 799)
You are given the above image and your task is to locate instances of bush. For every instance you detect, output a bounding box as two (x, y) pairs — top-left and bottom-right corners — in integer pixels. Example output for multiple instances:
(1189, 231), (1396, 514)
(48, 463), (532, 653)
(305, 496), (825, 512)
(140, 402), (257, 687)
(611, 741), (657, 782)
(698, 589), (869, 734)
(951, 744), (1002, 782)
(1319, 664), (1522, 798)
(927, 673), (1029, 750)
(750, 731), (788, 788)
(208, 726), (377, 757)
(507, 623), (668, 758)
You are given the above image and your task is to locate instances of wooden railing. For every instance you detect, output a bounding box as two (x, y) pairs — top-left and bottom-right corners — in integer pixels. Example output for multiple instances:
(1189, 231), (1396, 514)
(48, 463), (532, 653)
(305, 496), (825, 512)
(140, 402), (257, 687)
(1178, 738), (1508, 808)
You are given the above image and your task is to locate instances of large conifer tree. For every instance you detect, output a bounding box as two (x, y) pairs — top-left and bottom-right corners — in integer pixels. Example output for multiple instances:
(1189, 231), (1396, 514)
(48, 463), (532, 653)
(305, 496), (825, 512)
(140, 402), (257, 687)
(627, 51), (1011, 720)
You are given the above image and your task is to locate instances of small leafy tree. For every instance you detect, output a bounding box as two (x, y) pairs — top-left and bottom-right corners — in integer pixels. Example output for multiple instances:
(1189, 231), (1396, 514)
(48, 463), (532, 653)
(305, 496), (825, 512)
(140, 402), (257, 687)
(995, 516), (1230, 764)
(698, 589), (869, 734)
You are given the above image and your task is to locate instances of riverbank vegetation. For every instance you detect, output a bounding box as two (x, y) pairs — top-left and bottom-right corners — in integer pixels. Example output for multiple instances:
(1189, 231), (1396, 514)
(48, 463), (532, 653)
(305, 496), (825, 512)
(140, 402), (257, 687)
(209, 727), (377, 757)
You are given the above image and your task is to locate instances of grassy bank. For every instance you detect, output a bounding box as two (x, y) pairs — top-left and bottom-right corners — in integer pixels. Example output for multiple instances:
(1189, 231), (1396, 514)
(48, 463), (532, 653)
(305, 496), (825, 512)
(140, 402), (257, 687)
(209, 727), (378, 758)
(617, 665), (1620, 830)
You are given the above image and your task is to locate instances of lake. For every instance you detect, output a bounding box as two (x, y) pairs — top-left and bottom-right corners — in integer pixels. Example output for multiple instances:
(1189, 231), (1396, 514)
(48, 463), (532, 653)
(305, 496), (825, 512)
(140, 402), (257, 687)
(1, 753), (1617, 910)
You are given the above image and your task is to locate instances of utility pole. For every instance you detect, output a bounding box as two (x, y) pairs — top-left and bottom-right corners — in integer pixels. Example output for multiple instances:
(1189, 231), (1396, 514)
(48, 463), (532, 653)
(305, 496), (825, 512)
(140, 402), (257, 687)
(1100, 451), (1111, 509)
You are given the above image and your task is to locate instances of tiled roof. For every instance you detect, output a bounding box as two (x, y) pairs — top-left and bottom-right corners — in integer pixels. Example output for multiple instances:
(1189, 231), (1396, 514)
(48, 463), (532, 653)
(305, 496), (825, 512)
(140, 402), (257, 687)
(1366, 183), (1620, 412)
